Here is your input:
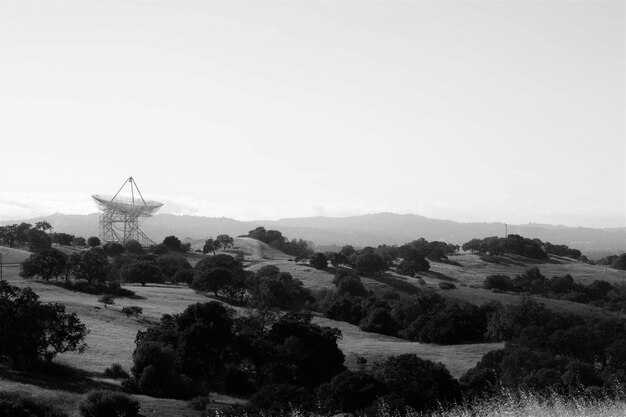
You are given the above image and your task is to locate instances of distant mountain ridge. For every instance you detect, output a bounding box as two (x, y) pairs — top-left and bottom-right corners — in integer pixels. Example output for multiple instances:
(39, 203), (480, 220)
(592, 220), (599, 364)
(2, 212), (624, 256)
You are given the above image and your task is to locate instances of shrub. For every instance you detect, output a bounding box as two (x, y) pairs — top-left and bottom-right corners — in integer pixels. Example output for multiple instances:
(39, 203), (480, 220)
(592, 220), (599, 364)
(78, 390), (140, 417)
(439, 282), (456, 290)
(103, 363), (130, 379)
(121, 306), (143, 319)
(188, 394), (213, 411)
(484, 275), (514, 291)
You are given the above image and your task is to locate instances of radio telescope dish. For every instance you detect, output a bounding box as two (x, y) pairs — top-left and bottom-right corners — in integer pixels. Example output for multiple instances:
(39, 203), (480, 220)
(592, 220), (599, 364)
(92, 177), (163, 246)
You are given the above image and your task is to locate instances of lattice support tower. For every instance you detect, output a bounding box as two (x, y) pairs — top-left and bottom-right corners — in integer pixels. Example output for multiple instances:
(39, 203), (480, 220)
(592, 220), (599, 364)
(92, 177), (163, 246)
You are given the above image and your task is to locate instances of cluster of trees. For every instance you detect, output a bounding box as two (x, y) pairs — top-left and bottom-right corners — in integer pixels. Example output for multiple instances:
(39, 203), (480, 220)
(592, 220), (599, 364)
(596, 253), (626, 271)
(315, 270), (492, 344)
(461, 298), (626, 397)
(246, 227), (313, 259)
(202, 234), (235, 255)
(308, 239), (452, 277)
(484, 268), (626, 311)
(126, 301), (460, 413)
(544, 242), (583, 260)
(20, 238), (195, 289)
(191, 255), (312, 310)
(0, 281), (88, 370)
(0, 221), (91, 251)
(462, 234), (549, 259)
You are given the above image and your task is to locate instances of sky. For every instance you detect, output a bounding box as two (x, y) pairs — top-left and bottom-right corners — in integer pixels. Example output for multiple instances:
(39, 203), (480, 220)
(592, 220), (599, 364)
(0, 1), (624, 228)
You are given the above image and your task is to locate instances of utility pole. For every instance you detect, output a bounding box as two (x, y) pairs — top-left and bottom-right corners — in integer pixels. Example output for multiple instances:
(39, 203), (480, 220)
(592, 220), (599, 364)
(504, 223), (508, 238)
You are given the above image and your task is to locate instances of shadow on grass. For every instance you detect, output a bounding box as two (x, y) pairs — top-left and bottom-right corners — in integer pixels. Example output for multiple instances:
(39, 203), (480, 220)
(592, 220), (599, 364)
(44, 281), (144, 300)
(367, 274), (421, 295)
(0, 362), (123, 394)
(204, 294), (248, 308)
(479, 255), (527, 267)
(424, 270), (458, 282)
(431, 258), (463, 267)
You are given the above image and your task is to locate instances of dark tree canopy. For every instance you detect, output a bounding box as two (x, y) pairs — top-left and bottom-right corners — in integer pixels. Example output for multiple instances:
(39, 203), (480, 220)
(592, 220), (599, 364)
(103, 242), (125, 257)
(309, 252), (328, 270)
(130, 302), (345, 399)
(0, 281), (88, 369)
(162, 235), (182, 251)
(20, 249), (67, 281)
(317, 370), (388, 413)
(73, 249), (110, 283)
(373, 354), (461, 410)
(51, 232), (75, 246)
(25, 229), (52, 252)
(202, 238), (219, 255)
(124, 239), (144, 254)
(216, 234), (235, 250)
(248, 265), (312, 310)
(120, 258), (162, 286)
(354, 253), (388, 276)
(87, 236), (101, 247)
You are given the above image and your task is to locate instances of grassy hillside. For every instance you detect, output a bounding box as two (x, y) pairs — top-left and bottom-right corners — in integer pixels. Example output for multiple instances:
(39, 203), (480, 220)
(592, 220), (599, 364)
(2, 241), (626, 415)
(0, 246), (32, 264)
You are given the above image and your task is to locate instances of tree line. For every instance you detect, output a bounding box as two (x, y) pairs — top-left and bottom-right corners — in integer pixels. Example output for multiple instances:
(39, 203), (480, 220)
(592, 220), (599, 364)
(484, 267), (626, 311)
(462, 234), (587, 261)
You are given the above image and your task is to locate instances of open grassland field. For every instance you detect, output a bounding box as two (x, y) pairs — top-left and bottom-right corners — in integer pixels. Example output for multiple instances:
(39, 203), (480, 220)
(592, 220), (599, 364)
(312, 316), (502, 378)
(430, 253), (626, 287)
(0, 246), (32, 264)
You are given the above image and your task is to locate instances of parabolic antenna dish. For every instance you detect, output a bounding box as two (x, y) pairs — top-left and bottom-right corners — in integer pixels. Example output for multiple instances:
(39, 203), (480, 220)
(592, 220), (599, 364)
(92, 176), (163, 245)
(91, 194), (163, 217)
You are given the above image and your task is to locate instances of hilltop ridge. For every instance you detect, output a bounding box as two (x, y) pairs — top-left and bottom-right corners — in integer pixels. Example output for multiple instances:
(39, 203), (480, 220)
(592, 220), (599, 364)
(2, 212), (624, 256)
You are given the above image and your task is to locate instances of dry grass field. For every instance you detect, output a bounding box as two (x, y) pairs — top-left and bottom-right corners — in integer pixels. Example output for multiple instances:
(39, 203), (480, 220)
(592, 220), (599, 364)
(1, 241), (625, 415)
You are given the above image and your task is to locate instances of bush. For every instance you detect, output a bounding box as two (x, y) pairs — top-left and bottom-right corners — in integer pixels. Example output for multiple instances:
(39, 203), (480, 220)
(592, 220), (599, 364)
(121, 306), (143, 319)
(188, 394), (213, 411)
(439, 282), (456, 290)
(78, 390), (140, 417)
(103, 363), (130, 379)
(484, 275), (514, 291)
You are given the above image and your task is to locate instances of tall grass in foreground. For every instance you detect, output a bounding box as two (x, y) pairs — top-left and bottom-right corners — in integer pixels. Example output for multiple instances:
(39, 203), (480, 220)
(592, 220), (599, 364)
(423, 392), (626, 417)
(210, 391), (626, 417)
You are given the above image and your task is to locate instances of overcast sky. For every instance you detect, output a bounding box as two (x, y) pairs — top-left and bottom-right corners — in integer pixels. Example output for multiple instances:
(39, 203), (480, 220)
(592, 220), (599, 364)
(0, 1), (624, 228)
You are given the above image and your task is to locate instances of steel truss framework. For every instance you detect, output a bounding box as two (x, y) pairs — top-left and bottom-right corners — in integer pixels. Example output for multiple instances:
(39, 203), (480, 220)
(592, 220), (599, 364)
(92, 177), (163, 246)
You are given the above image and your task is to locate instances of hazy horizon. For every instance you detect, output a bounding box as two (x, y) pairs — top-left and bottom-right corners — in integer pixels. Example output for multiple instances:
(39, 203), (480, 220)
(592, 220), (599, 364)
(1, 1), (624, 229)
